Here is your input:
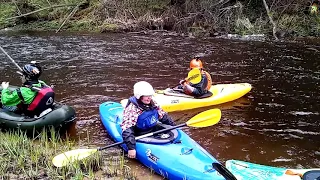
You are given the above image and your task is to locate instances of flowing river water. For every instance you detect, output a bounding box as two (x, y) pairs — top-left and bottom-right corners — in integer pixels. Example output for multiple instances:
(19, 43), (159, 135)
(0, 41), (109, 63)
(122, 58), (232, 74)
(0, 31), (319, 179)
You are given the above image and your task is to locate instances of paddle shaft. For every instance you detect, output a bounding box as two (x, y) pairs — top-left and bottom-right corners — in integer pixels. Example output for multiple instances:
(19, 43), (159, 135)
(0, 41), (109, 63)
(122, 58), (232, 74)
(98, 123), (186, 151)
(0, 46), (23, 71)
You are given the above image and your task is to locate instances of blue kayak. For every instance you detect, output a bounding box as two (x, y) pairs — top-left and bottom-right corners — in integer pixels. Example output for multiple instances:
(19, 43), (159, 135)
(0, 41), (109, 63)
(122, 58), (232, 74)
(226, 160), (320, 180)
(99, 101), (226, 180)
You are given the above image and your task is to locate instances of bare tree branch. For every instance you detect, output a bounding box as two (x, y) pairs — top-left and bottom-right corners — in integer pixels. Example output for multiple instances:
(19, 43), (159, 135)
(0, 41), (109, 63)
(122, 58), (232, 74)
(6, 4), (77, 20)
(12, 0), (22, 15)
(56, 3), (81, 33)
(263, 0), (278, 40)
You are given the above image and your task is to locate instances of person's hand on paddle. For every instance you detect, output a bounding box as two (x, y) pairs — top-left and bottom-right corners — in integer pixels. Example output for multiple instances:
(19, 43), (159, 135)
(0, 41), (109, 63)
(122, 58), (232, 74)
(1, 82), (9, 89)
(128, 149), (136, 158)
(179, 68), (201, 86)
(179, 79), (187, 86)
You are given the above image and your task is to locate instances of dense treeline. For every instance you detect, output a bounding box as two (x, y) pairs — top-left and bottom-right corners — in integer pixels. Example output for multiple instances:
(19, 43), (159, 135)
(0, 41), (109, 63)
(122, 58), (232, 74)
(0, 0), (319, 37)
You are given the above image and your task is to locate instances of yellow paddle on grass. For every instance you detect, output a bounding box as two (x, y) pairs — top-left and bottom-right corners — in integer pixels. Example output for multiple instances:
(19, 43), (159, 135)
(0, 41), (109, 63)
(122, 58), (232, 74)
(52, 108), (221, 168)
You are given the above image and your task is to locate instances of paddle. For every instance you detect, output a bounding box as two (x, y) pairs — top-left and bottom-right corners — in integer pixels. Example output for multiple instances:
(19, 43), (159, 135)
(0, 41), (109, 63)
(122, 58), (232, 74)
(52, 108), (222, 168)
(182, 67), (201, 84)
(0, 46), (23, 71)
(155, 68), (201, 94)
(212, 163), (238, 180)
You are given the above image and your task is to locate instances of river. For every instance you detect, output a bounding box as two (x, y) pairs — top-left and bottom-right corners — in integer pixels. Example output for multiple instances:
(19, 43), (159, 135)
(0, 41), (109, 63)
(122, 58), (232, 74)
(0, 31), (319, 179)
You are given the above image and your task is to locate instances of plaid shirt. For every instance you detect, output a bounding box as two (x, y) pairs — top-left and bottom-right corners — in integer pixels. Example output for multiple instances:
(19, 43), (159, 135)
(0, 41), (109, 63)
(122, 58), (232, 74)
(120, 102), (167, 131)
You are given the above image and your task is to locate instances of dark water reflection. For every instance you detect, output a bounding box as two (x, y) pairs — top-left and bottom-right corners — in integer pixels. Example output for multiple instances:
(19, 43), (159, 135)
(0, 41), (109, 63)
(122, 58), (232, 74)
(0, 31), (319, 175)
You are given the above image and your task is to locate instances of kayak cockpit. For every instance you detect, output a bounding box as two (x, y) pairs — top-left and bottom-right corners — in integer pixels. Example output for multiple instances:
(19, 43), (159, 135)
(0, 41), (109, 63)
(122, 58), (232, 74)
(163, 88), (213, 99)
(137, 124), (179, 144)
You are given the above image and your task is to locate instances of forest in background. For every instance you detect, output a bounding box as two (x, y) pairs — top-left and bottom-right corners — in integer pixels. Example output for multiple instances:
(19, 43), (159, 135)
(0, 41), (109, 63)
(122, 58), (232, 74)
(0, 0), (319, 38)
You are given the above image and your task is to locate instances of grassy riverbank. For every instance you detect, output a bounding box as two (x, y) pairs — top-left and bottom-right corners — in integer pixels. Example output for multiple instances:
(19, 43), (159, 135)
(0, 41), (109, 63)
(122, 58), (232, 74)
(0, 0), (320, 38)
(0, 128), (137, 179)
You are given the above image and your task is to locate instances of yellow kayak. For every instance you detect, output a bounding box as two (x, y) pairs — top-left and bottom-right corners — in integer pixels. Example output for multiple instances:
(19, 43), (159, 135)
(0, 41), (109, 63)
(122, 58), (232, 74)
(120, 83), (252, 112)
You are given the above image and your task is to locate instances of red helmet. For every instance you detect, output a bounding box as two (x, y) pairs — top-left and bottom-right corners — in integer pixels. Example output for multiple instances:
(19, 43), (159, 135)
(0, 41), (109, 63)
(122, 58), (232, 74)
(189, 57), (203, 69)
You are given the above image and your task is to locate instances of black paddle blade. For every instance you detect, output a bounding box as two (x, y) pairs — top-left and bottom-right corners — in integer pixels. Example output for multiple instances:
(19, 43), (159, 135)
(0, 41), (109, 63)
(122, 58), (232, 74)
(212, 162), (238, 180)
(303, 170), (320, 180)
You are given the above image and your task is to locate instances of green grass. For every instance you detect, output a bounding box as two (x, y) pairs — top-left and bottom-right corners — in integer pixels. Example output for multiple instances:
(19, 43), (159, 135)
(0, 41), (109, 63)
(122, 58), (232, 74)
(0, 128), (137, 179)
(68, 19), (100, 32)
(0, 3), (16, 29)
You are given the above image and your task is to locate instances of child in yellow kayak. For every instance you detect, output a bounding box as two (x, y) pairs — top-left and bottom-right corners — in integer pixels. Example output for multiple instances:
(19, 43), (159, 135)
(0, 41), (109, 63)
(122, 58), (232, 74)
(175, 57), (212, 98)
(121, 81), (175, 158)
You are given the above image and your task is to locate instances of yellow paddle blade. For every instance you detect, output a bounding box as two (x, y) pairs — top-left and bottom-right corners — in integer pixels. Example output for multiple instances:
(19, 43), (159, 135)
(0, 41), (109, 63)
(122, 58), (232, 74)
(186, 109), (221, 128)
(52, 149), (98, 167)
(187, 68), (201, 84)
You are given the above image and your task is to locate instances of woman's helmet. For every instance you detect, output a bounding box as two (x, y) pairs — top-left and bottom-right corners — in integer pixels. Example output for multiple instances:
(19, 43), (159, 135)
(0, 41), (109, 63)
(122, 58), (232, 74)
(20, 61), (42, 80)
(190, 57), (203, 69)
(133, 81), (155, 99)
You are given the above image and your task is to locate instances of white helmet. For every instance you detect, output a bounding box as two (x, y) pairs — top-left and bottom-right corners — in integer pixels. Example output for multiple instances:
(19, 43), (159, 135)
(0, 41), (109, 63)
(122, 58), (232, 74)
(133, 81), (155, 99)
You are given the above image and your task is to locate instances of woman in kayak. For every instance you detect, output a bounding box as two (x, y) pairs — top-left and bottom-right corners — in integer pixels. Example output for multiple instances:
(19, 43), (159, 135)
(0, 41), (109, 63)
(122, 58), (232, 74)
(1, 61), (55, 117)
(121, 81), (175, 159)
(175, 57), (212, 97)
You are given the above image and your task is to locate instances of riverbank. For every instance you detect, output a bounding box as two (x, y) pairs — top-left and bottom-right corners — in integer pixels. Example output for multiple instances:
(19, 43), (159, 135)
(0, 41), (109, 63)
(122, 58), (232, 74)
(0, 129), (136, 179)
(1, 0), (320, 39)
